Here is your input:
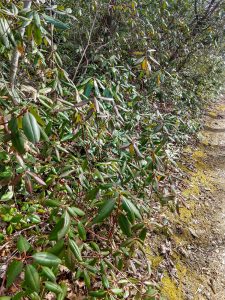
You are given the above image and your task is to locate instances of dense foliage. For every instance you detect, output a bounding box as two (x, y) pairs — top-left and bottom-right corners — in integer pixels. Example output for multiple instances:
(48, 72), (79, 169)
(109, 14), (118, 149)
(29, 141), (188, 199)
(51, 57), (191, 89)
(0, 0), (224, 299)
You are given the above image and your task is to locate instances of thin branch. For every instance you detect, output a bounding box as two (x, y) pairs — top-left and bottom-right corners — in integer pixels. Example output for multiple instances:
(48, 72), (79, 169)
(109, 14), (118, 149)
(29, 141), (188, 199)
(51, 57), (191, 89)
(9, 0), (32, 105)
(72, 11), (98, 82)
(0, 224), (42, 252)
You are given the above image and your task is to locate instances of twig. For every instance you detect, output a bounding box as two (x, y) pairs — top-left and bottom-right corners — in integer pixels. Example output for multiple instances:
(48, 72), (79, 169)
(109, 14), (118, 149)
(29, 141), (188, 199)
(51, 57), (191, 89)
(72, 10), (98, 81)
(0, 224), (42, 252)
(9, 0), (32, 105)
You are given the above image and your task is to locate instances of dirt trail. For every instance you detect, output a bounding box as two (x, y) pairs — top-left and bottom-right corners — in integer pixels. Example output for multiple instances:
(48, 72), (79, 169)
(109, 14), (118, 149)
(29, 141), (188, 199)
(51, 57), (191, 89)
(160, 97), (225, 300)
(181, 98), (225, 300)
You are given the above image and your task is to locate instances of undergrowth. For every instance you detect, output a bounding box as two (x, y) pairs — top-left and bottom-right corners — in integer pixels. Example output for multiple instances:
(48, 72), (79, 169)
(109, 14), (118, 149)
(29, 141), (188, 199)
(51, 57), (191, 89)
(0, 0), (224, 299)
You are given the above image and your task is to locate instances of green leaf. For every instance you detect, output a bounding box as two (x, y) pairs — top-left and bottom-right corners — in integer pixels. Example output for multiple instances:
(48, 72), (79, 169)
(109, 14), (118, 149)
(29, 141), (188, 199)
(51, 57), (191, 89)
(102, 275), (109, 289)
(12, 291), (24, 300)
(45, 281), (63, 294)
(29, 214), (41, 224)
(48, 240), (64, 255)
(83, 269), (91, 289)
(111, 288), (123, 295)
(33, 25), (42, 46)
(0, 18), (10, 48)
(43, 14), (70, 30)
(82, 263), (98, 274)
(41, 267), (56, 282)
(33, 12), (41, 27)
(32, 252), (61, 267)
(29, 292), (41, 300)
(68, 239), (83, 262)
(11, 133), (25, 154)
(57, 211), (70, 239)
(89, 290), (107, 298)
(75, 268), (82, 280)
(67, 207), (85, 217)
(49, 211), (70, 240)
(0, 191), (13, 202)
(22, 112), (40, 144)
(8, 117), (18, 134)
(6, 260), (23, 288)
(24, 265), (40, 292)
(11, 292), (25, 300)
(77, 221), (86, 241)
(45, 199), (61, 207)
(92, 199), (116, 224)
(122, 198), (142, 220)
(49, 219), (64, 240)
(139, 227), (147, 241)
(90, 242), (100, 252)
(39, 126), (49, 142)
(0, 170), (12, 179)
(21, 11), (33, 28)
(17, 235), (31, 253)
(84, 81), (93, 98)
(85, 187), (99, 200)
(29, 107), (45, 126)
(57, 283), (67, 300)
(65, 248), (76, 271)
(118, 214), (131, 237)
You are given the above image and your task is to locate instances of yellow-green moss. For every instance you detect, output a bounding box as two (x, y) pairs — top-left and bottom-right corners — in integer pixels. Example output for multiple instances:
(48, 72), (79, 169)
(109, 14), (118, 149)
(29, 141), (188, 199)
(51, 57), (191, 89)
(179, 206), (194, 223)
(176, 262), (187, 278)
(177, 162), (191, 173)
(207, 111), (217, 117)
(179, 147), (213, 200)
(182, 179), (200, 197)
(161, 275), (184, 300)
(192, 149), (206, 159)
(161, 254), (207, 300)
(177, 262), (207, 300)
(183, 146), (193, 154)
(216, 104), (225, 111)
(150, 255), (163, 269)
(182, 167), (213, 199)
(172, 234), (186, 246)
(145, 247), (163, 269)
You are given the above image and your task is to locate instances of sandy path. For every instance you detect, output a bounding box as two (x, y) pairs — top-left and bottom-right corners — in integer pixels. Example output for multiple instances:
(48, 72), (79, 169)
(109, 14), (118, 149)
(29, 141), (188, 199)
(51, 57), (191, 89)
(183, 99), (225, 300)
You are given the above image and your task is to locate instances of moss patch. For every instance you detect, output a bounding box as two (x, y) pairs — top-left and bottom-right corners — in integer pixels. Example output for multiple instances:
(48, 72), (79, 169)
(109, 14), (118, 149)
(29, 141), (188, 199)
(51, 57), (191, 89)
(161, 143), (215, 298)
(192, 149), (206, 159)
(145, 247), (163, 270)
(179, 201), (195, 223)
(161, 275), (184, 300)
(150, 255), (163, 269)
(216, 104), (225, 111)
(207, 111), (217, 117)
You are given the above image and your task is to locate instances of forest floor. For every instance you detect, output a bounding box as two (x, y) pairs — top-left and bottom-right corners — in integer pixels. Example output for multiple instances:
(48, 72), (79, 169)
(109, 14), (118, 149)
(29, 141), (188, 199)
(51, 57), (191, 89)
(157, 96), (225, 300)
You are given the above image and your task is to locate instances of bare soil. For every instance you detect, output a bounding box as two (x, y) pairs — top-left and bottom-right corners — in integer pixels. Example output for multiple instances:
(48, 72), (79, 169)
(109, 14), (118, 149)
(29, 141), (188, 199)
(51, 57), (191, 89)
(155, 97), (225, 300)
(180, 98), (225, 300)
